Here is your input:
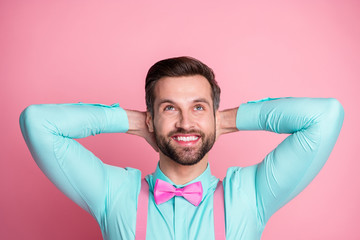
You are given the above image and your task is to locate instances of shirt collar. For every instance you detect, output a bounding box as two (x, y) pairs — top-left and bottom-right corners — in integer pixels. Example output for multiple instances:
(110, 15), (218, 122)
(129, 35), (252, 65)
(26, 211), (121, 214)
(145, 161), (219, 202)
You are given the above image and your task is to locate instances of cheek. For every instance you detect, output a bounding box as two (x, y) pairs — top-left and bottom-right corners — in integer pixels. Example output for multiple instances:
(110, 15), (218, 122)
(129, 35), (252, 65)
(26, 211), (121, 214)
(154, 117), (174, 133)
(205, 116), (216, 131)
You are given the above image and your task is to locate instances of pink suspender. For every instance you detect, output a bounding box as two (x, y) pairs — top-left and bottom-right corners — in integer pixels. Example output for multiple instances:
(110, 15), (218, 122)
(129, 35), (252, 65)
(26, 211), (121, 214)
(135, 179), (225, 239)
(135, 179), (149, 239)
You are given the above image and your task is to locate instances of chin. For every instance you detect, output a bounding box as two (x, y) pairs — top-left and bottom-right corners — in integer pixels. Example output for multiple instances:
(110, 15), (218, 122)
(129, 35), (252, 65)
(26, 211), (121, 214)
(169, 149), (205, 166)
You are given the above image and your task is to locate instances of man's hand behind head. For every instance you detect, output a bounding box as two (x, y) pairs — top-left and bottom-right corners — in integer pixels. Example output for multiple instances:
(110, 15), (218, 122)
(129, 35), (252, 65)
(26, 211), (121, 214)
(125, 110), (159, 152)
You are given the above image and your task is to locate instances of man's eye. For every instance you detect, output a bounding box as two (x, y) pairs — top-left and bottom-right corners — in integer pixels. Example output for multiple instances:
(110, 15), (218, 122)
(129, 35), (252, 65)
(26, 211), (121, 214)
(194, 105), (204, 111)
(164, 105), (175, 111)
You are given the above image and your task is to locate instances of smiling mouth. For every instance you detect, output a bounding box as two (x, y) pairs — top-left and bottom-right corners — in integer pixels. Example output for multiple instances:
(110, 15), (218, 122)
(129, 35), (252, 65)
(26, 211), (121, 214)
(171, 135), (201, 146)
(172, 135), (199, 142)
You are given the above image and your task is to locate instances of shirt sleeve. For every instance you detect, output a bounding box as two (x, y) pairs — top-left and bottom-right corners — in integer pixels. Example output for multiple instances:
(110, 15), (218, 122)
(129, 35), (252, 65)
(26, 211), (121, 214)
(19, 102), (132, 218)
(233, 97), (344, 225)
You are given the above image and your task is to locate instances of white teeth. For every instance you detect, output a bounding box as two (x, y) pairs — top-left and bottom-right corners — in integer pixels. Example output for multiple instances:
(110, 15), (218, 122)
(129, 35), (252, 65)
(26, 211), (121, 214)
(175, 136), (199, 142)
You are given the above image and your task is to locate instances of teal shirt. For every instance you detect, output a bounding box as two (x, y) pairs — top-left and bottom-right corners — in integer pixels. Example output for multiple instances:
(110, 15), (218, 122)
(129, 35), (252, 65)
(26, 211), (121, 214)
(19, 98), (344, 239)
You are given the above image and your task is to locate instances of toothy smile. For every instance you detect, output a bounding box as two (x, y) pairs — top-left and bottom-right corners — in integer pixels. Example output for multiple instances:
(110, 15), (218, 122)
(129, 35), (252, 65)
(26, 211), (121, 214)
(173, 136), (199, 142)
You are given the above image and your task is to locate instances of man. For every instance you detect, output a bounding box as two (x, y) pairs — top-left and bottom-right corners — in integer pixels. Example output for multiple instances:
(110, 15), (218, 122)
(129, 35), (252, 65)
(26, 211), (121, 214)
(20, 56), (344, 239)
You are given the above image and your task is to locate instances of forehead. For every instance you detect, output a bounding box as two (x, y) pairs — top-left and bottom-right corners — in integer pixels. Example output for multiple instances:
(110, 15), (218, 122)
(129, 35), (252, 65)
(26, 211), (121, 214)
(153, 75), (212, 104)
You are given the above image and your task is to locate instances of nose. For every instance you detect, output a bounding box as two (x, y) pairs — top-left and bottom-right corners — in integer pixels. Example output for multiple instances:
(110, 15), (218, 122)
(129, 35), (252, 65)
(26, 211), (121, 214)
(175, 111), (195, 130)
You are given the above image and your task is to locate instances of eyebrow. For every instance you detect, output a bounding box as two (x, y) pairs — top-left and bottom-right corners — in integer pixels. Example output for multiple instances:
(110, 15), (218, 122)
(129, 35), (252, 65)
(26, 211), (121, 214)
(158, 98), (211, 107)
(158, 99), (176, 106)
(193, 98), (211, 107)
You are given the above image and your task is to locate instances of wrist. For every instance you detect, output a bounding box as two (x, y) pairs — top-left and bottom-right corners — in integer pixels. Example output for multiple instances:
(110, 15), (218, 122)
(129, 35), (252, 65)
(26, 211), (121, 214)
(125, 110), (148, 136)
(217, 108), (238, 136)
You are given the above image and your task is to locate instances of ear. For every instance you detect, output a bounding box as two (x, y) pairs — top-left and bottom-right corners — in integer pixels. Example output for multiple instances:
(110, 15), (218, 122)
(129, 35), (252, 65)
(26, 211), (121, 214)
(215, 110), (220, 125)
(215, 110), (221, 141)
(146, 111), (154, 132)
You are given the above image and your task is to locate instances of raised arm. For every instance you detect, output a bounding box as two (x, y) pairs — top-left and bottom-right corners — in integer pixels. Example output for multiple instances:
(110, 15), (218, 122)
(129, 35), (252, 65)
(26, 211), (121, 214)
(220, 97), (344, 224)
(19, 102), (151, 217)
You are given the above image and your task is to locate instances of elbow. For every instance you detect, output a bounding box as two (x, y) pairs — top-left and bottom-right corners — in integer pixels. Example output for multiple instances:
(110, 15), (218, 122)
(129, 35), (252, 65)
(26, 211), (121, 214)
(325, 98), (345, 126)
(19, 104), (44, 135)
(20, 105), (32, 131)
(20, 105), (37, 126)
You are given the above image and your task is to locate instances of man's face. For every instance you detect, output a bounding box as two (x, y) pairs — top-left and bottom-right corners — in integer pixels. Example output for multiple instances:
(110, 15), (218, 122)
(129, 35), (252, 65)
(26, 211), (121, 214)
(147, 75), (216, 166)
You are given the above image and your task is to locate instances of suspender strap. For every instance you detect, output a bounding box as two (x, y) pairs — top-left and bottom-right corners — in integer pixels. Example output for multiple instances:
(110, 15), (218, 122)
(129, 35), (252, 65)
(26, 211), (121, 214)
(135, 179), (226, 239)
(213, 180), (226, 239)
(135, 179), (149, 240)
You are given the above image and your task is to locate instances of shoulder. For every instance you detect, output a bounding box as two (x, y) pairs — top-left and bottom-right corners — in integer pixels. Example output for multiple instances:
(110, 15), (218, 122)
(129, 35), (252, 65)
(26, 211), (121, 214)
(103, 164), (142, 190)
(223, 165), (259, 207)
(224, 165), (257, 186)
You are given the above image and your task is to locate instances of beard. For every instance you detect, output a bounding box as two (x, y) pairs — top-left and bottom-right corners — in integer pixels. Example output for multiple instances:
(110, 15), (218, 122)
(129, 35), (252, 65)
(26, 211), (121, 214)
(154, 126), (216, 166)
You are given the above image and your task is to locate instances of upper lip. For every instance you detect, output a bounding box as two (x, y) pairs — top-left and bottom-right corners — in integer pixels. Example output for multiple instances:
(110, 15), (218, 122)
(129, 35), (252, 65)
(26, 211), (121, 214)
(171, 134), (201, 138)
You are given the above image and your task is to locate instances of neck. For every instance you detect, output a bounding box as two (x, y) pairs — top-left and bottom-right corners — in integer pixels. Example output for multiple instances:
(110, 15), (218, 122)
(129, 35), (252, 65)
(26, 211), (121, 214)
(158, 152), (208, 185)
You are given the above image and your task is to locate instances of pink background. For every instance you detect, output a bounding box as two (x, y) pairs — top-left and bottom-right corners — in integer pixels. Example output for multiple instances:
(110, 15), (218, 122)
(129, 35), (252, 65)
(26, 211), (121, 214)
(1, 1), (359, 239)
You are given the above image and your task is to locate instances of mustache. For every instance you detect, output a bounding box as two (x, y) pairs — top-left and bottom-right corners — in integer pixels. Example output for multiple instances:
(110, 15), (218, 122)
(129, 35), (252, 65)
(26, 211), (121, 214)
(167, 128), (204, 137)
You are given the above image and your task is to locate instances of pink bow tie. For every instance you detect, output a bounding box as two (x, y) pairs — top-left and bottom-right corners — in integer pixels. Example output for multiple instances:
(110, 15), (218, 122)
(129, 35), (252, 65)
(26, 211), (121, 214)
(153, 179), (203, 206)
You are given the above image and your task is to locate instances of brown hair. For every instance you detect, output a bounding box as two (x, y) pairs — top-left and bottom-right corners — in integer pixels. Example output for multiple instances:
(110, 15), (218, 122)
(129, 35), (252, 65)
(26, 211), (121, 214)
(145, 56), (220, 116)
